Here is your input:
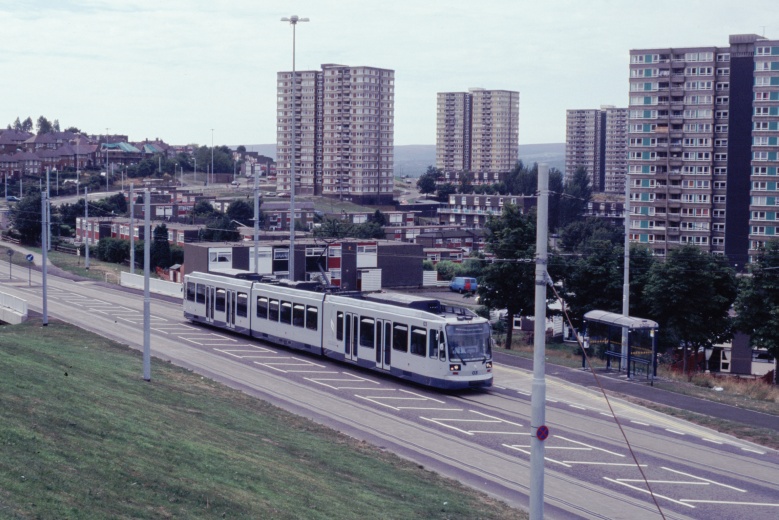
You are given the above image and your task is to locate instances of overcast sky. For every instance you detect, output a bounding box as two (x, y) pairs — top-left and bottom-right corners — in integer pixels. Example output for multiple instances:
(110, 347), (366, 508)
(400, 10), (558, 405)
(1, 1), (776, 147)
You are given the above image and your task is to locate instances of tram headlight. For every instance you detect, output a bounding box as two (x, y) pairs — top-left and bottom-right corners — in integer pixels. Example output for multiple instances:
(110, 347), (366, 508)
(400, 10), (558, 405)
(449, 364), (461, 372)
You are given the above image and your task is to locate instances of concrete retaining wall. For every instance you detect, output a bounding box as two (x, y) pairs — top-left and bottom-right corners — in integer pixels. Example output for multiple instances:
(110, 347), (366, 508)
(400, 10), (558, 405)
(120, 272), (183, 299)
(0, 290), (28, 324)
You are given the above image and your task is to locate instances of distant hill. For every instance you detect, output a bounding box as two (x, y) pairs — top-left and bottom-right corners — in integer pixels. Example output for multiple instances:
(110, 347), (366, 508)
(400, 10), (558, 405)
(240, 143), (566, 177)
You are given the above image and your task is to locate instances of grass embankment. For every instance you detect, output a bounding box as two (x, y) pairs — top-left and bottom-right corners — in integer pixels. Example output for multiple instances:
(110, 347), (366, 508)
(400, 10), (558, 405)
(0, 319), (524, 520)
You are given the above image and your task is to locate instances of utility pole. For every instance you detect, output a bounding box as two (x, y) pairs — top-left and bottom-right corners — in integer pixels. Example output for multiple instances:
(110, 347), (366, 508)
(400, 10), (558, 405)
(254, 162), (260, 274)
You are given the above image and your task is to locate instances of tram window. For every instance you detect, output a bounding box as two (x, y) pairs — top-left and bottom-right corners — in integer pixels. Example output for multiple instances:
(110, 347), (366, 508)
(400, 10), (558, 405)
(280, 301), (292, 324)
(215, 289), (226, 312)
(429, 330), (439, 358)
(269, 299), (280, 321)
(360, 317), (375, 348)
(410, 327), (427, 356)
(306, 306), (318, 331)
(337, 311), (344, 340)
(293, 304), (305, 327)
(392, 323), (408, 352)
(196, 284), (206, 304)
(257, 296), (269, 319)
(186, 282), (196, 302)
(236, 292), (248, 318)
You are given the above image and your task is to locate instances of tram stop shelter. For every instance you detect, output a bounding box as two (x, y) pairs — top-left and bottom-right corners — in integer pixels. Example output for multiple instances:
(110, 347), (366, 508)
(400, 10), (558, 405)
(583, 310), (659, 383)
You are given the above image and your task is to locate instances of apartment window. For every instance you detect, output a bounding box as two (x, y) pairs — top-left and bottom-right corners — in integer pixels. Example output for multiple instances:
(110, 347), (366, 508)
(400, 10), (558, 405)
(716, 68), (730, 76)
(752, 211), (767, 221)
(752, 226), (766, 235)
(713, 223), (725, 232)
(716, 82), (729, 91)
(713, 195), (726, 203)
(753, 181), (768, 190)
(713, 209), (726, 218)
(715, 110), (728, 119)
(714, 181), (727, 189)
(715, 96), (729, 105)
(712, 237), (725, 246)
(714, 138), (728, 147)
(715, 124), (728, 133)
(714, 153), (727, 161)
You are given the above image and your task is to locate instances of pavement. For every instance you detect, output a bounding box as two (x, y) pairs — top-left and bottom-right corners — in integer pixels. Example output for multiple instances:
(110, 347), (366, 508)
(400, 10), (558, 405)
(495, 350), (779, 433)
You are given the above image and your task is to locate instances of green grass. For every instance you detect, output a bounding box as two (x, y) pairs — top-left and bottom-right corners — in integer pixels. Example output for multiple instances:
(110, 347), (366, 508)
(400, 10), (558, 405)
(0, 319), (525, 520)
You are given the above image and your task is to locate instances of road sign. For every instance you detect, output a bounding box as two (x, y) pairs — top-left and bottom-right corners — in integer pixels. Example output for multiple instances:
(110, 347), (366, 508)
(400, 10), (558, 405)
(26, 253), (34, 262)
(6, 249), (13, 257)
(536, 425), (549, 441)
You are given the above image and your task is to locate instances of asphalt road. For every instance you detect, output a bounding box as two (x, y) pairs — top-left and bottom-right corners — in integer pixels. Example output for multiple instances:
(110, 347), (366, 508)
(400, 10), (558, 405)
(2, 263), (778, 520)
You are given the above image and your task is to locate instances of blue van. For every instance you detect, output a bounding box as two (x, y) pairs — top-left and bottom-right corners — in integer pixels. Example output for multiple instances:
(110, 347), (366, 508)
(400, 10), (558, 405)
(449, 277), (477, 293)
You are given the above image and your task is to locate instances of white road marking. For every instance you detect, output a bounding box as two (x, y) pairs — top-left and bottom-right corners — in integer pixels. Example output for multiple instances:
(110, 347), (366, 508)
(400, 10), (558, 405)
(469, 410), (525, 428)
(603, 478), (695, 508)
(679, 500), (779, 507)
(568, 404), (587, 410)
(665, 429), (685, 435)
(553, 436), (625, 457)
(741, 447), (767, 455)
(660, 467), (747, 493)
(702, 438), (724, 445)
(503, 445), (570, 467)
(630, 420), (649, 426)
(567, 462), (647, 467)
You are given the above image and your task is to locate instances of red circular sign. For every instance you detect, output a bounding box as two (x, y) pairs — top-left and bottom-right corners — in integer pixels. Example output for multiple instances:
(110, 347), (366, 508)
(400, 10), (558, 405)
(536, 425), (549, 441)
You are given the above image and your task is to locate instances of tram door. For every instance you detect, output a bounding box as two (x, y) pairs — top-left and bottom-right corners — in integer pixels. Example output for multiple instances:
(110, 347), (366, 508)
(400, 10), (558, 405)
(344, 313), (359, 361)
(225, 290), (236, 329)
(205, 286), (215, 323)
(375, 319), (391, 370)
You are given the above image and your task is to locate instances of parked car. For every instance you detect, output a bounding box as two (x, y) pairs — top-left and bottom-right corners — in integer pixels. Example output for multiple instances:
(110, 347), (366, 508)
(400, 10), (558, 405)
(449, 276), (477, 293)
(5, 196), (20, 202)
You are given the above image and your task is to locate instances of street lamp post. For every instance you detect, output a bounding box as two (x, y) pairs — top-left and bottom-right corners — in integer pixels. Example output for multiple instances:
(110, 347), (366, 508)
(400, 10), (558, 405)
(281, 14), (309, 281)
(210, 129), (214, 186)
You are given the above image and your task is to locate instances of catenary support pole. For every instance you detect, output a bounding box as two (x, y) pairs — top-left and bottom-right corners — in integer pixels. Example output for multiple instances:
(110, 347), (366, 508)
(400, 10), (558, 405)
(622, 174), (631, 371)
(130, 183), (135, 275)
(84, 187), (89, 270)
(41, 191), (48, 326)
(529, 163), (549, 520)
(143, 189), (151, 381)
(254, 163), (260, 274)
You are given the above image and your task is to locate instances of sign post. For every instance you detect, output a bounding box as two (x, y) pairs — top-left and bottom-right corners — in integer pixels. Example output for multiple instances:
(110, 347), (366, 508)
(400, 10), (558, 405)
(26, 253), (34, 287)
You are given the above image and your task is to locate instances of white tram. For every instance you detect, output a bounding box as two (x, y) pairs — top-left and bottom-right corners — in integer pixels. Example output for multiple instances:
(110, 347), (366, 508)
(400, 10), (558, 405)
(183, 271), (493, 389)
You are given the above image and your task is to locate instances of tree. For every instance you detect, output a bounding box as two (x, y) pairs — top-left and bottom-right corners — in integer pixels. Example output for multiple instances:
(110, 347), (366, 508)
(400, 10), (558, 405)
(36, 115), (53, 135)
(458, 171), (474, 194)
(478, 204), (538, 348)
(504, 161), (538, 196)
(236, 145), (247, 153)
(352, 222), (385, 239)
(151, 224), (173, 269)
(436, 183), (457, 201)
(368, 209), (386, 226)
(559, 218), (623, 253)
(416, 167), (439, 195)
(12, 117), (22, 131)
(547, 168), (564, 232)
(643, 245), (738, 376)
(735, 240), (779, 384)
(192, 199), (219, 218)
(314, 217), (353, 239)
(558, 167), (592, 229)
(9, 192), (42, 243)
(194, 145), (235, 174)
(199, 215), (239, 242)
(64, 126), (82, 134)
(53, 119), (61, 132)
(21, 117), (33, 132)
(96, 238), (130, 264)
(226, 199), (255, 226)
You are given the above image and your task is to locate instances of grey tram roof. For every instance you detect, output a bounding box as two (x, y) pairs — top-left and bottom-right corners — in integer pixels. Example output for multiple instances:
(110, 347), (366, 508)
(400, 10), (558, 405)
(583, 310), (658, 330)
